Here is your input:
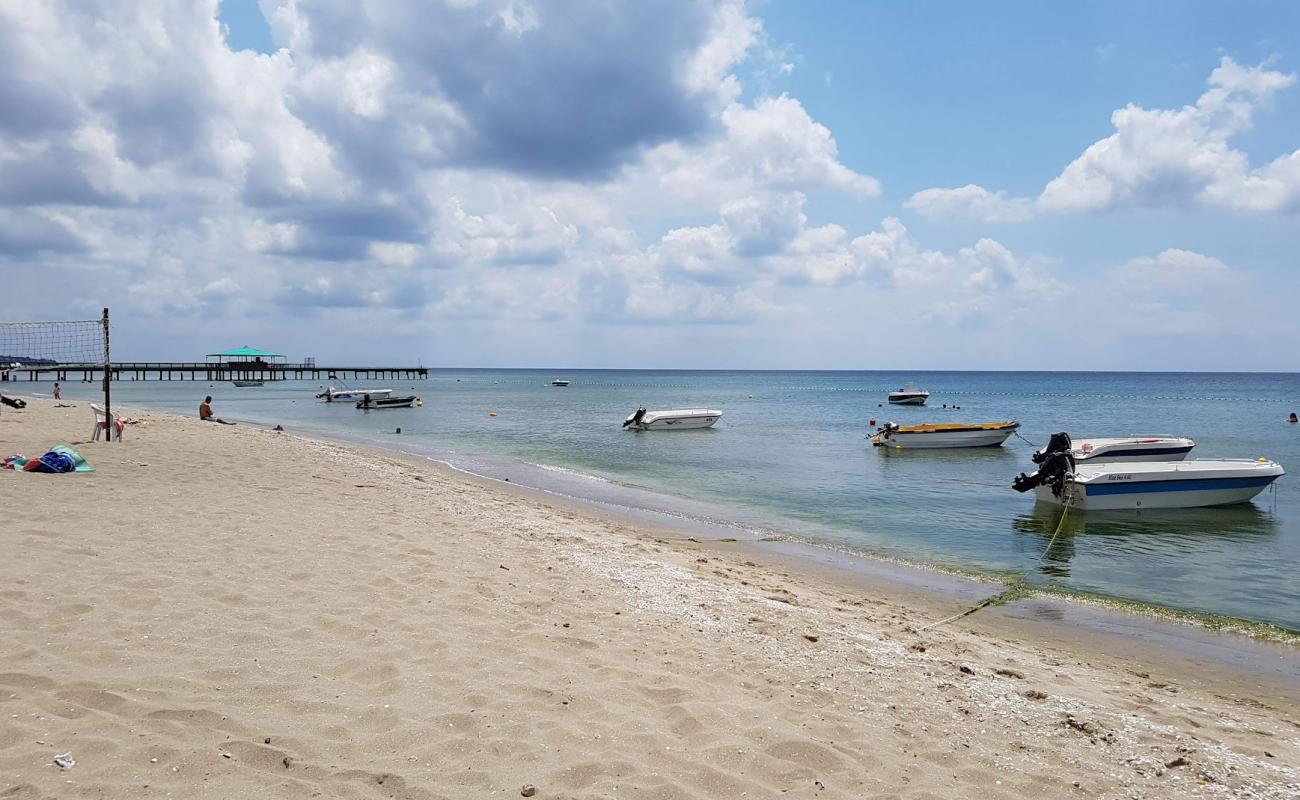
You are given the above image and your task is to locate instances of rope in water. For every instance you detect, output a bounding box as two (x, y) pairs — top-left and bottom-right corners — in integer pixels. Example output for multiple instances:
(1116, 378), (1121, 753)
(1011, 429), (1039, 448)
(1036, 478), (1075, 563)
(918, 482), (1074, 632)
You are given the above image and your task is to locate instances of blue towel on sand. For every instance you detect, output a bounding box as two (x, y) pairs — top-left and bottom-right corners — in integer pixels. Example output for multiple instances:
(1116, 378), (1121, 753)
(33, 452), (76, 473)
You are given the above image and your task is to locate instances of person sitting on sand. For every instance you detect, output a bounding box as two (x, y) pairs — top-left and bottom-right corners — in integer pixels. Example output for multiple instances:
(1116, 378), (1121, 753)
(199, 396), (236, 425)
(1290, 412), (1298, 424)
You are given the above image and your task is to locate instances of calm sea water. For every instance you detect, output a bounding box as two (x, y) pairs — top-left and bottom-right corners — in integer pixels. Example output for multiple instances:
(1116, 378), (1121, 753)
(42, 370), (1300, 630)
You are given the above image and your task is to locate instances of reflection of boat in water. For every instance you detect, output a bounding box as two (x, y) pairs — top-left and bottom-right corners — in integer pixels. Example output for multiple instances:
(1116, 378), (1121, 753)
(623, 407), (722, 430)
(1014, 457), (1285, 511)
(1033, 433), (1195, 464)
(1012, 503), (1280, 577)
(887, 383), (929, 405)
(1014, 503), (1279, 541)
(872, 421), (1019, 449)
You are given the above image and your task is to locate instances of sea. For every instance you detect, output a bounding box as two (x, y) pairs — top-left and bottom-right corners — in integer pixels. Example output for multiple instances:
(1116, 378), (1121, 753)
(41, 370), (1300, 631)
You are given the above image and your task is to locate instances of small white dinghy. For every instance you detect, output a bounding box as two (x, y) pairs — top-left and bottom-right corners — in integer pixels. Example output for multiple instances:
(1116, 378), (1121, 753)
(1014, 457), (1285, 511)
(623, 407), (722, 430)
(871, 421), (1019, 449)
(1034, 433), (1195, 464)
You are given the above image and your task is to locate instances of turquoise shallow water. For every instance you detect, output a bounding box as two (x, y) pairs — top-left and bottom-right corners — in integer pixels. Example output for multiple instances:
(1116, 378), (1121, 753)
(40, 370), (1300, 630)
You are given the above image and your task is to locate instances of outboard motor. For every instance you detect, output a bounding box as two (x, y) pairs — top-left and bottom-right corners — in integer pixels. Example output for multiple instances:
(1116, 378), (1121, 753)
(877, 421), (899, 440)
(623, 407), (648, 428)
(1031, 432), (1073, 465)
(1013, 450), (1076, 497)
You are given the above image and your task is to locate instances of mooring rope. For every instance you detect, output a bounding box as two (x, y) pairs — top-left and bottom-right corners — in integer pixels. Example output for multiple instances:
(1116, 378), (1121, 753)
(1011, 429), (1039, 448)
(918, 482), (1074, 632)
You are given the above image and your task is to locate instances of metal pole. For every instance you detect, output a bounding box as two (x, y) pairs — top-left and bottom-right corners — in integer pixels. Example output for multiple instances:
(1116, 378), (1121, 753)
(102, 308), (112, 441)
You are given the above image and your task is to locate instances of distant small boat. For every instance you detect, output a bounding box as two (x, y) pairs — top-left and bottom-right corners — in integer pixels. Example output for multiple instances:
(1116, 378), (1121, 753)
(317, 386), (392, 403)
(356, 394), (419, 410)
(1014, 457), (1285, 511)
(232, 380), (263, 388)
(623, 407), (722, 430)
(551, 379), (570, 387)
(1033, 433), (1195, 465)
(872, 421), (1019, 449)
(888, 383), (929, 405)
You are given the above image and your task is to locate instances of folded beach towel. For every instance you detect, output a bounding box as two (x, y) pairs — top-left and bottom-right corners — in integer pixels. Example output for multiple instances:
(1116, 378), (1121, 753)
(32, 451), (76, 473)
(49, 444), (93, 472)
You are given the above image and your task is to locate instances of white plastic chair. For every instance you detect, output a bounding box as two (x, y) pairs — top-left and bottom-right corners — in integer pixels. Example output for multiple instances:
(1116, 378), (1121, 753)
(90, 404), (123, 441)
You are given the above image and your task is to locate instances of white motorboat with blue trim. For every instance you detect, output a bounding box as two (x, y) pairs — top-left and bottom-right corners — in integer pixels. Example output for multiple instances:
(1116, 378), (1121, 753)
(1015, 457), (1284, 511)
(623, 407), (722, 430)
(1033, 433), (1195, 464)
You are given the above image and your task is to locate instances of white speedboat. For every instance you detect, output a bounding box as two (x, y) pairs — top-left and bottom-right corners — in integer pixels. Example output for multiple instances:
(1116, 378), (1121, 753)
(356, 394), (419, 410)
(1034, 433), (1195, 464)
(871, 421), (1019, 449)
(1014, 457), (1284, 511)
(317, 386), (392, 403)
(623, 407), (722, 430)
(888, 383), (929, 405)
(551, 379), (570, 387)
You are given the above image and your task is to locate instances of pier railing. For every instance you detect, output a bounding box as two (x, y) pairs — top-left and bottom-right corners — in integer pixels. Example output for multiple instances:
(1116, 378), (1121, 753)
(1, 361), (428, 383)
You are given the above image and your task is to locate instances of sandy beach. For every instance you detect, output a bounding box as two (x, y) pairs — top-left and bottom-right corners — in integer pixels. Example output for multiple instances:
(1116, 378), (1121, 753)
(1, 398), (1297, 799)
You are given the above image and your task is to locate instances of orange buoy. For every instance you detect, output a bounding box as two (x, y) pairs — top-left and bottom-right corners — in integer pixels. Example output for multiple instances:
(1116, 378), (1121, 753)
(489, 412), (497, 417)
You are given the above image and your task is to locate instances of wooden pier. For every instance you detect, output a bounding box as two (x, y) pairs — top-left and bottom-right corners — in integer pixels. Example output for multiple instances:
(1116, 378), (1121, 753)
(1, 361), (429, 383)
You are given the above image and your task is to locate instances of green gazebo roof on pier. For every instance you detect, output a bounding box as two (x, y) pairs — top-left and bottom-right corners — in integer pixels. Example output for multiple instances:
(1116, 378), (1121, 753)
(206, 346), (283, 358)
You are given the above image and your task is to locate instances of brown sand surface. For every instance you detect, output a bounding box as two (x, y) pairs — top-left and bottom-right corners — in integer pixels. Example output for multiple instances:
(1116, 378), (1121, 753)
(1, 399), (1297, 799)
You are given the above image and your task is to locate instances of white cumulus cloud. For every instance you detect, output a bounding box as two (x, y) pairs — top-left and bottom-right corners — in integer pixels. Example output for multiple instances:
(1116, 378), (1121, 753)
(907, 57), (1300, 221)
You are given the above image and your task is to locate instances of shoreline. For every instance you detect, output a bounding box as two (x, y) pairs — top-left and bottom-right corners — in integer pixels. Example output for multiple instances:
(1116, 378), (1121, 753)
(3, 399), (1299, 798)
(236, 409), (1300, 653)
(13, 376), (1299, 638)
(13, 387), (1300, 652)
(170, 402), (1300, 689)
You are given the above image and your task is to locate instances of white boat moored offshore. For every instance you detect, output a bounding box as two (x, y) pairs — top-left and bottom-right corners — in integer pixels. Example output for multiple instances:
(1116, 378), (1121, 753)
(623, 407), (722, 430)
(317, 386), (392, 403)
(551, 379), (570, 387)
(871, 421), (1020, 449)
(887, 383), (930, 405)
(356, 393), (419, 410)
(232, 379), (263, 387)
(1033, 433), (1196, 464)
(1014, 457), (1285, 511)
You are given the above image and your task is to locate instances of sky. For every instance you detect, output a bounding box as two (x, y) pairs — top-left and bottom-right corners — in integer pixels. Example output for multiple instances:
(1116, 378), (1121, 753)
(1, 0), (1298, 370)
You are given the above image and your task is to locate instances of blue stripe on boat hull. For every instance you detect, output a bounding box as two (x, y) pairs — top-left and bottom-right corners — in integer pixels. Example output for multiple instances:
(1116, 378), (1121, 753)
(1085, 476), (1276, 496)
